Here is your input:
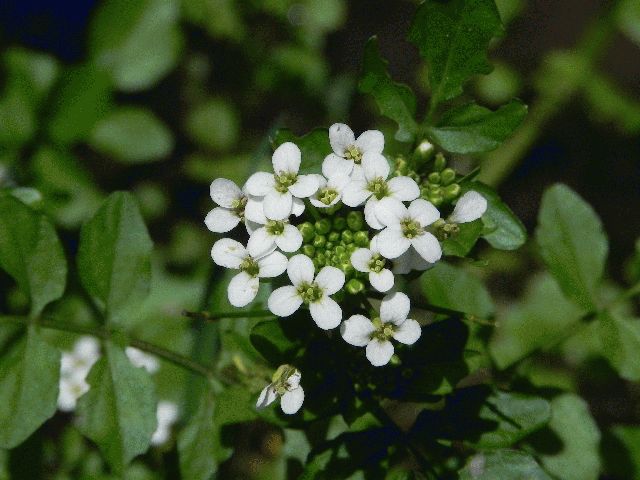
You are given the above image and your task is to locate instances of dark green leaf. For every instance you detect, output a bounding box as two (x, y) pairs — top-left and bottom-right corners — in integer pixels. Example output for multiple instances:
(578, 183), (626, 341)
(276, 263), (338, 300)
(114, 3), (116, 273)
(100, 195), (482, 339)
(250, 319), (300, 364)
(459, 450), (551, 479)
(271, 128), (331, 175)
(178, 389), (217, 480)
(76, 341), (157, 473)
(3, 48), (59, 109)
(78, 192), (153, 327)
(0, 326), (60, 448)
(421, 262), (494, 317)
(359, 37), (418, 142)
(604, 425), (640, 480)
(0, 196), (67, 316)
(442, 219), (483, 257)
(535, 184), (608, 311)
(598, 312), (640, 381)
(409, 0), (504, 108)
(426, 100), (527, 153)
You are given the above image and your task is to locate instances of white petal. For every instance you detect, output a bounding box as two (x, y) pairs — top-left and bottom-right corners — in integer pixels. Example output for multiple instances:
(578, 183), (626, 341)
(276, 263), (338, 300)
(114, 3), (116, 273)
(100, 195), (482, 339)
(361, 152), (390, 182)
(375, 197), (407, 228)
(289, 174), (319, 198)
(228, 272), (259, 307)
(272, 142), (301, 174)
(411, 232), (442, 264)
(310, 196), (335, 209)
(211, 238), (246, 269)
(210, 178), (242, 208)
(408, 199), (440, 227)
(350, 248), (373, 273)
(392, 248), (433, 274)
(380, 291), (410, 324)
(244, 196), (267, 224)
(340, 315), (375, 347)
(245, 172), (276, 197)
(247, 227), (276, 258)
(355, 129), (384, 154)
(309, 296), (342, 330)
(341, 179), (370, 207)
(281, 386), (304, 414)
(388, 176), (420, 202)
(369, 269), (394, 292)
(205, 207), (241, 233)
(125, 347), (159, 373)
(322, 153), (354, 178)
(364, 197), (385, 230)
(328, 172), (352, 192)
(287, 370), (301, 389)
(376, 228), (411, 259)
(268, 286), (303, 317)
(275, 224), (303, 252)
(393, 318), (422, 345)
(291, 197), (305, 217)
(366, 339), (394, 367)
(449, 191), (488, 224)
(256, 385), (278, 409)
(257, 251), (288, 278)
(314, 266), (345, 296)
(287, 254), (315, 286)
(329, 123), (355, 156)
(263, 190), (293, 220)
(75, 336), (100, 362)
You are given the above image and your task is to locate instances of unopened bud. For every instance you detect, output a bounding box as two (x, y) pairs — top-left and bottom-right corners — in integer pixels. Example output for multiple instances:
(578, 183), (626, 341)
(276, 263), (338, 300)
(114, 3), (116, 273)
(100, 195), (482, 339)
(440, 168), (456, 185)
(341, 229), (354, 244)
(328, 231), (340, 243)
(353, 231), (369, 247)
(347, 211), (364, 231)
(298, 222), (315, 243)
(434, 153), (446, 172)
(427, 172), (441, 184)
(313, 234), (326, 248)
(443, 183), (461, 201)
(315, 219), (331, 235)
(346, 278), (365, 295)
(414, 140), (435, 162)
(302, 244), (315, 257)
(332, 216), (346, 231)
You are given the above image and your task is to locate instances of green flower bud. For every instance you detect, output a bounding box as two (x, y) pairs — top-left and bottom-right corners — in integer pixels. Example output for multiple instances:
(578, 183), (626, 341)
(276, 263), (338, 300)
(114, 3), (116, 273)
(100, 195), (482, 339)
(440, 168), (456, 185)
(339, 252), (351, 264)
(331, 255), (340, 265)
(389, 354), (401, 366)
(443, 183), (461, 201)
(302, 244), (316, 257)
(346, 278), (365, 295)
(428, 193), (444, 207)
(328, 231), (340, 243)
(313, 234), (326, 248)
(427, 183), (441, 194)
(347, 211), (364, 231)
(434, 153), (446, 172)
(341, 229), (354, 244)
(326, 242), (335, 250)
(298, 222), (315, 243)
(313, 258), (323, 269)
(427, 172), (441, 184)
(347, 243), (357, 253)
(335, 245), (346, 256)
(341, 263), (355, 277)
(315, 219), (331, 235)
(332, 216), (347, 231)
(353, 231), (369, 247)
(414, 140), (435, 162)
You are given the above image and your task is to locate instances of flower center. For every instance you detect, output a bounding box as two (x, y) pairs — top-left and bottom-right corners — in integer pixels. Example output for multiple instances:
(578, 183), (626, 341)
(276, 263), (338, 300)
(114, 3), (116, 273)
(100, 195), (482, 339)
(368, 253), (386, 273)
(367, 177), (389, 200)
(371, 317), (395, 341)
(239, 256), (260, 277)
(296, 281), (324, 304)
(317, 187), (338, 205)
(231, 196), (247, 219)
(266, 220), (285, 236)
(275, 172), (297, 193)
(344, 144), (363, 164)
(400, 217), (423, 239)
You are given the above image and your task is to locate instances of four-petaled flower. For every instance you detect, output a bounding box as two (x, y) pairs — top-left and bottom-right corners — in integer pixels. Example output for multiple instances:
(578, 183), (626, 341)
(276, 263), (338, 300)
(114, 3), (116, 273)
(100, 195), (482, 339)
(340, 292), (421, 366)
(247, 217), (303, 253)
(256, 365), (305, 415)
(245, 142), (319, 220)
(309, 173), (351, 208)
(212, 238), (288, 307)
(350, 236), (394, 292)
(205, 178), (250, 233)
(322, 123), (384, 178)
(58, 337), (101, 412)
(268, 254), (345, 329)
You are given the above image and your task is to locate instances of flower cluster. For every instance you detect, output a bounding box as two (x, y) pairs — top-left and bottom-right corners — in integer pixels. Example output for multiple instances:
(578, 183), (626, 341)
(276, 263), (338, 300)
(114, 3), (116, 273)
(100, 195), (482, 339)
(206, 123), (488, 414)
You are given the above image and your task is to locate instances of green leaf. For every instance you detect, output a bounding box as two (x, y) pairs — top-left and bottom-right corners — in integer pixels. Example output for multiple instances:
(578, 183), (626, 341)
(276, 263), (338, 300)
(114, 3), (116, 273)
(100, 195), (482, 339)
(529, 394), (601, 480)
(89, 107), (173, 163)
(598, 312), (640, 381)
(426, 100), (527, 153)
(250, 319), (300, 364)
(421, 262), (494, 317)
(178, 389), (218, 480)
(617, 0), (640, 46)
(0, 326), (61, 448)
(78, 192), (153, 327)
(409, 0), (504, 108)
(604, 425), (640, 480)
(359, 37), (418, 142)
(442, 219), (483, 257)
(3, 48), (59, 109)
(459, 450), (551, 480)
(185, 98), (240, 152)
(535, 183), (608, 311)
(76, 341), (157, 473)
(272, 128), (332, 175)
(462, 182), (526, 250)
(583, 72), (640, 135)
(88, 0), (182, 91)
(0, 196), (67, 316)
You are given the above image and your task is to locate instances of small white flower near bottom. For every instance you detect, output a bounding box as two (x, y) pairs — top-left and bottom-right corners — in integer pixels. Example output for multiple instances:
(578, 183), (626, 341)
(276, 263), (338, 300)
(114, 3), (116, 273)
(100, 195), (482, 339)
(58, 336), (101, 412)
(125, 347), (160, 374)
(350, 236), (394, 292)
(340, 292), (421, 367)
(151, 401), (179, 446)
(268, 254), (345, 329)
(256, 365), (304, 415)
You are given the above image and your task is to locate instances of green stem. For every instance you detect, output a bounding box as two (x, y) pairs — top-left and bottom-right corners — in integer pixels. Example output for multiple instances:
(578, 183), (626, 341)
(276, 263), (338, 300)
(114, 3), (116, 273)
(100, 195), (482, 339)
(305, 200), (322, 221)
(183, 309), (274, 322)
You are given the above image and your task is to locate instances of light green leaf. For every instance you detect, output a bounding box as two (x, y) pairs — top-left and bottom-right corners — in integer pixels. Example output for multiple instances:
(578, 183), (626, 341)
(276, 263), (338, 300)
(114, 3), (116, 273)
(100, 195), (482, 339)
(462, 182), (526, 250)
(535, 184), (608, 311)
(409, 0), (504, 108)
(598, 312), (640, 381)
(421, 262), (494, 317)
(89, 107), (173, 163)
(0, 196), (67, 316)
(76, 341), (157, 473)
(617, 0), (640, 46)
(583, 72), (640, 135)
(442, 219), (483, 257)
(185, 98), (240, 152)
(3, 47), (59, 108)
(78, 192), (153, 327)
(178, 389), (218, 480)
(0, 326), (60, 448)
(359, 37), (418, 142)
(272, 128), (332, 175)
(426, 100), (527, 153)
(459, 450), (551, 480)
(89, 0), (182, 91)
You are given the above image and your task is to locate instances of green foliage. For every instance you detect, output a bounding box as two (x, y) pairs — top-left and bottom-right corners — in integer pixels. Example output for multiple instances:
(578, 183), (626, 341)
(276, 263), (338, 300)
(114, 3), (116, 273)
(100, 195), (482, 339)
(178, 389), (217, 480)
(459, 450), (551, 479)
(76, 341), (157, 473)
(185, 98), (240, 152)
(250, 319), (300, 364)
(598, 312), (640, 381)
(77, 192), (153, 328)
(535, 184), (608, 312)
(442, 220), (482, 257)
(272, 128), (332, 175)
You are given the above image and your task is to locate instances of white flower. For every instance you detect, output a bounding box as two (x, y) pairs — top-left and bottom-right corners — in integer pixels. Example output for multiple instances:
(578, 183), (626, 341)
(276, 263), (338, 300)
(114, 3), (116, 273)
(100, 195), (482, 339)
(342, 152), (420, 229)
(268, 254), (345, 330)
(309, 173), (351, 208)
(58, 336), (100, 412)
(245, 142), (319, 220)
(448, 191), (487, 224)
(212, 238), (288, 307)
(204, 178), (248, 233)
(350, 236), (394, 292)
(256, 366), (304, 415)
(246, 216), (303, 253)
(322, 123), (384, 178)
(374, 198), (442, 263)
(125, 347), (159, 374)
(340, 292), (421, 367)
(151, 401), (179, 446)
(392, 247), (432, 274)
(58, 375), (90, 412)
